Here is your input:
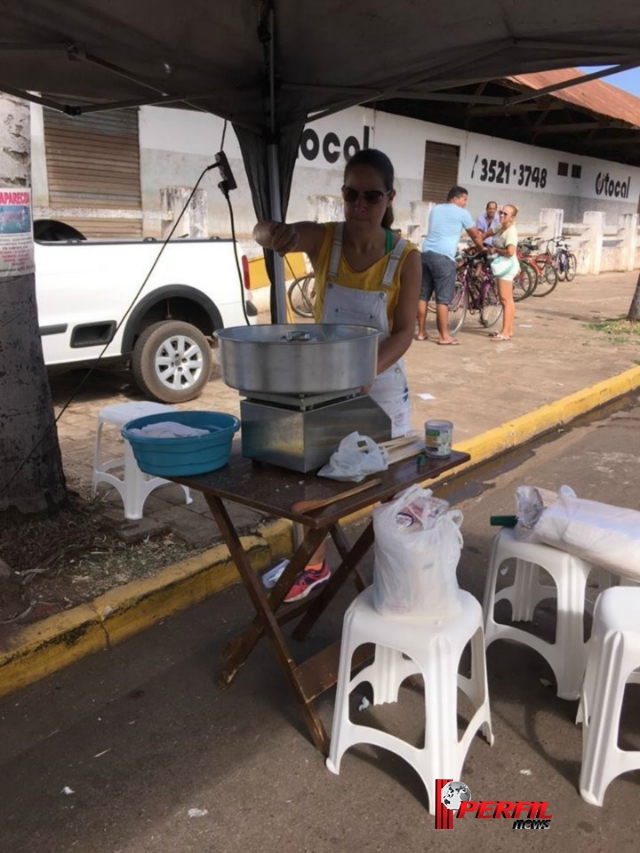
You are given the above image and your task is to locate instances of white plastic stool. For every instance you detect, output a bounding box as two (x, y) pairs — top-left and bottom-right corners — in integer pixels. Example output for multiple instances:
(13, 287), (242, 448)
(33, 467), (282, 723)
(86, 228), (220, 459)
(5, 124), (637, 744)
(326, 587), (493, 814)
(483, 527), (599, 700)
(577, 587), (640, 806)
(92, 401), (192, 520)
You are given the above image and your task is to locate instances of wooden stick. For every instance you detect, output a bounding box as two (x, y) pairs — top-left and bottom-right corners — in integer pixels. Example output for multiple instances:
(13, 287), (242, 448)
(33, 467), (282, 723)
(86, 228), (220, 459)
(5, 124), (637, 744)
(386, 440), (426, 465)
(378, 433), (421, 451)
(291, 477), (383, 514)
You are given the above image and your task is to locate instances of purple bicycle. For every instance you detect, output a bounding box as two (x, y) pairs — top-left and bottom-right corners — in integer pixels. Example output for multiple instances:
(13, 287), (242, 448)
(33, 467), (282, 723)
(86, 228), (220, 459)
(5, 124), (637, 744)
(448, 252), (503, 335)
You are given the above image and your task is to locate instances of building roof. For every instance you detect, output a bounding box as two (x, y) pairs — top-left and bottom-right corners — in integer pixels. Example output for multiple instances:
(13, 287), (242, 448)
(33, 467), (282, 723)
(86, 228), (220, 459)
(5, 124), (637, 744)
(507, 68), (640, 130)
(378, 65), (640, 167)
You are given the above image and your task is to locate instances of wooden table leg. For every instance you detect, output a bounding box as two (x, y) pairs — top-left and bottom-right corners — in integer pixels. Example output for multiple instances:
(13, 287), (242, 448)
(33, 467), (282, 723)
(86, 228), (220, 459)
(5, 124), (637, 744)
(204, 495), (326, 684)
(205, 494), (330, 752)
(293, 521), (375, 641)
(329, 524), (368, 593)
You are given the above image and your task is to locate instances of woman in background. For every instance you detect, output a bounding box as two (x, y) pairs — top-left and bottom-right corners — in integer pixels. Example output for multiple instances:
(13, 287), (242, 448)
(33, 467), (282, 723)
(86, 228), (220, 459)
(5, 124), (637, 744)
(481, 203), (520, 342)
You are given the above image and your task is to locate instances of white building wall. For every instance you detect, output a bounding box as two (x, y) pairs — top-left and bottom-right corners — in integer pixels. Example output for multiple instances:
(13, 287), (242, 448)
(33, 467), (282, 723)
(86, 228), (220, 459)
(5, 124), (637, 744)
(32, 102), (640, 245)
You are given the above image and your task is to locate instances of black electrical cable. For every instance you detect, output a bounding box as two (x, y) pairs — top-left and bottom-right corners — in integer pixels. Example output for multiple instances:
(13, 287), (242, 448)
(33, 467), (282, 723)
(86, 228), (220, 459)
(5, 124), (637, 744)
(0, 162), (219, 499)
(222, 187), (251, 328)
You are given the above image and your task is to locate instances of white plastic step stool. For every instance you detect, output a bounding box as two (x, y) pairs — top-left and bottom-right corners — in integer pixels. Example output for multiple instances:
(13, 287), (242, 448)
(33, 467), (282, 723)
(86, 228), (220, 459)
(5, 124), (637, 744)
(91, 401), (192, 520)
(577, 586), (640, 806)
(326, 587), (493, 814)
(483, 527), (601, 700)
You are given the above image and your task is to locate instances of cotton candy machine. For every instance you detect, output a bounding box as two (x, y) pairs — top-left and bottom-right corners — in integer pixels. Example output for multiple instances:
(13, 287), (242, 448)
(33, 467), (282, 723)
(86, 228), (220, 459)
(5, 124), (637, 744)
(215, 324), (392, 471)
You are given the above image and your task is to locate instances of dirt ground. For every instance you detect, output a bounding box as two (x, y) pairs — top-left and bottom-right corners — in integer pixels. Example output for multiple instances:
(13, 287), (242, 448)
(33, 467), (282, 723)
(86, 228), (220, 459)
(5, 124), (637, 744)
(0, 495), (194, 626)
(1, 269), (639, 631)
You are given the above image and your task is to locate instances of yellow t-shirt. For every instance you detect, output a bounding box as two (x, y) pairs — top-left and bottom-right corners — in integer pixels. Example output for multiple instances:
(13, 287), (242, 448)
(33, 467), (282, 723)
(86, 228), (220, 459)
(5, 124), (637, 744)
(313, 222), (418, 331)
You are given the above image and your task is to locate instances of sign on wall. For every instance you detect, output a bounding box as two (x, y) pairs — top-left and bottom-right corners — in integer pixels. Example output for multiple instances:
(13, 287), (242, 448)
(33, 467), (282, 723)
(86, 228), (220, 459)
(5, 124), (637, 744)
(0, 188), (34, 278)
(298, 124), (372, 166)
(460, 135), (637, 203)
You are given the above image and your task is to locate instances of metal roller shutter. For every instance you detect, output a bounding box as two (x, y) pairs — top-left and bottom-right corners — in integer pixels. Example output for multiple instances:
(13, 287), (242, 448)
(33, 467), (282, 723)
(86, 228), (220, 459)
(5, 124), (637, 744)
(422, 141), (460, 203)
(43, 108), (142, 238)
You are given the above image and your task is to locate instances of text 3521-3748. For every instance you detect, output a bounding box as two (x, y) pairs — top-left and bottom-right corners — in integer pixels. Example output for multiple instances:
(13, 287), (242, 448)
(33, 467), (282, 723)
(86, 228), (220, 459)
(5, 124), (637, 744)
(471, 156), (548, 189)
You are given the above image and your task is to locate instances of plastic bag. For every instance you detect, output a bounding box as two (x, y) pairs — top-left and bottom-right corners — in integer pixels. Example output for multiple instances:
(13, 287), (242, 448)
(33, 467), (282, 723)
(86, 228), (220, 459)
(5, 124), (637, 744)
(372, 485), (463, 618)
(516, 485), (640, 581)
(515, 485), (560, 542)
(317, 431), (389, 482)
(490, 254), (519, 279)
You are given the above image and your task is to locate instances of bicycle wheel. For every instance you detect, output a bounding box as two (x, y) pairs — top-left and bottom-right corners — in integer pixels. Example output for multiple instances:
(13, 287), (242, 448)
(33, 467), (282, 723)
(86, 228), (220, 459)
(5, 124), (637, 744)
(513, 264), (535, 301)
(557, 251), (569, 280)
(287, 274), (315, 317)
(532, 262), (559, 297)
(448, 281), (467, 335)
(480, 279), (503, 328)
(565, 254), (577, 282)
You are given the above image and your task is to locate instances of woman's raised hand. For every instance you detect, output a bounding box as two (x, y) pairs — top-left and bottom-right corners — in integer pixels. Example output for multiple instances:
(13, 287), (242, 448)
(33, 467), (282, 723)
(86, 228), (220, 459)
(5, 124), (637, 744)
(269, 222), (299, 256)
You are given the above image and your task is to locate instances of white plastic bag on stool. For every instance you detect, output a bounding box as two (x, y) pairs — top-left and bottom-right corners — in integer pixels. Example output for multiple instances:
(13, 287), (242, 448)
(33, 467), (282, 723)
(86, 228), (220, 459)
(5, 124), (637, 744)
(372, 485), (464, 618)
(532, 485), (640, 582)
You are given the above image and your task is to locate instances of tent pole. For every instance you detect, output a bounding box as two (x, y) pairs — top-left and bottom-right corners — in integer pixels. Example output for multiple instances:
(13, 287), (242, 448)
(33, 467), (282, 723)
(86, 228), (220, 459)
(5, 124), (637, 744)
(267, 142), (288, 323)
(266, 1), (288, 324)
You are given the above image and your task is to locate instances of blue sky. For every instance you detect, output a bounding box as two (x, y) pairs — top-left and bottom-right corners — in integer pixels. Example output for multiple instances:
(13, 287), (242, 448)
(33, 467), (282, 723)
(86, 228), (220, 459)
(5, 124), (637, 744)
(579, 66), (640, 97)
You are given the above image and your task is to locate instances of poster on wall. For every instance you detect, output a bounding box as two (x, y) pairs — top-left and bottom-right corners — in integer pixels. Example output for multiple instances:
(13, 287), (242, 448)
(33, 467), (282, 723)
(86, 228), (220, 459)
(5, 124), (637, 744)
(0, 188), (34, 278)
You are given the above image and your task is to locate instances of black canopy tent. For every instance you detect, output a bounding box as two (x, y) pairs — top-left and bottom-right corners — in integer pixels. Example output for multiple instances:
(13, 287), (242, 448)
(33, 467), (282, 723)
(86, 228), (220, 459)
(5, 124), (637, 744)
(2, 1), (640, 319)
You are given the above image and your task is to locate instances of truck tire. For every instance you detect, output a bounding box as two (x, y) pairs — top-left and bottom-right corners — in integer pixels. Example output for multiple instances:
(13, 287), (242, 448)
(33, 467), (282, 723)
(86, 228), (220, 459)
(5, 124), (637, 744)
(131, 320), (213, 403)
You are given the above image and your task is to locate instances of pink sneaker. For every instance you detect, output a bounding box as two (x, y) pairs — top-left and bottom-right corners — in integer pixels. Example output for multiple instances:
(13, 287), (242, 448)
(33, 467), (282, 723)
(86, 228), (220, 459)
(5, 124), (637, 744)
(284, 562), (331, 603)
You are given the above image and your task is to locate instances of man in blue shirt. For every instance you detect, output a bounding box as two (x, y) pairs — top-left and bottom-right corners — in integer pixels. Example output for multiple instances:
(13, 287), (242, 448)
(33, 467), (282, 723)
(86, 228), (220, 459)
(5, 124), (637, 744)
(417, 186), (485, 345)
(475, 201), (500, 247)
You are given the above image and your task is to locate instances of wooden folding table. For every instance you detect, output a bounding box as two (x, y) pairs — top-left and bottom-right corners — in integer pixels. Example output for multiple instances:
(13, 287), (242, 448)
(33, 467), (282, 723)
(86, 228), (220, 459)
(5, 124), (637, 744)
(171, 448), (469, 755)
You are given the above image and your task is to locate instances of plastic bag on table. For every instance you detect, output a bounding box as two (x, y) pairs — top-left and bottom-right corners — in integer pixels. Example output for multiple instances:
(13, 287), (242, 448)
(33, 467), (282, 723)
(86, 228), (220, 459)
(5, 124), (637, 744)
(372, 484), (463, 618)
(317, 431), (389, 483)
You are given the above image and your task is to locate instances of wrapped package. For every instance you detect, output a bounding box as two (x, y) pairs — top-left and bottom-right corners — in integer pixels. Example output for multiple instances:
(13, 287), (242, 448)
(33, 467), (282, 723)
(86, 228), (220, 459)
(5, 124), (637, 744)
(516, 485), (640, 581)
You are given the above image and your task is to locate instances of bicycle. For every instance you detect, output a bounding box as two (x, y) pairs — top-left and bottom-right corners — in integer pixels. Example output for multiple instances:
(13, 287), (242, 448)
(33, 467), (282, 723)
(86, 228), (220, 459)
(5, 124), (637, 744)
(287, 273), (316, 318)
(548, 237), (577, 282)
(511, 261), (536, 302)
(462, 241), (534, 301)
(518, 239), (559, 297)
(448, 252), (503, 335)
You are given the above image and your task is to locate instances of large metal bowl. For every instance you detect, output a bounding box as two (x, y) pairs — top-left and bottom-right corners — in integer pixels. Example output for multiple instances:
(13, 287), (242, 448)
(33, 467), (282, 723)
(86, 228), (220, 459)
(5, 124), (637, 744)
(215, 324), (380, 395)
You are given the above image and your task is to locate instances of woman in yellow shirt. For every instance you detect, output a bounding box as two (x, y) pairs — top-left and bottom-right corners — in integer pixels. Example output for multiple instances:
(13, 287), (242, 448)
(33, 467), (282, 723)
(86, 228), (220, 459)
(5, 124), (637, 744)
(253, 148), (421, 600)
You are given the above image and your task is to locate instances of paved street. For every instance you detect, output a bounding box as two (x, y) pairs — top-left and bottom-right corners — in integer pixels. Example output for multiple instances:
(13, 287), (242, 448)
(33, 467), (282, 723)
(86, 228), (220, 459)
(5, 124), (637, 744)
(51, 270), (640, 548)
(2, 396), (639, 853)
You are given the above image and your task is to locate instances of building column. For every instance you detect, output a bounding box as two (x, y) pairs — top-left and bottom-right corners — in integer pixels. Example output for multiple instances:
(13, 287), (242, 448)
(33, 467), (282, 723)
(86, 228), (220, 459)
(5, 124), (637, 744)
(161, 186), (208, 238)
(582, 211), (605, 275)
(537, 208), (564, 243)
(619, 213), (639, 271)
(407, 201), (435, 245)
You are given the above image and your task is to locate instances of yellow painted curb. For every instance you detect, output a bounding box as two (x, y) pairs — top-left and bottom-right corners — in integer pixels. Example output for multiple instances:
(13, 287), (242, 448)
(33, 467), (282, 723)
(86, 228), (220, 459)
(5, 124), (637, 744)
(1, 365), (638, 697)
(343, 364), (640, 525)
(0, 521), (294, 698)
(447, 364), (640, 481)
(0, 605), (105, 697)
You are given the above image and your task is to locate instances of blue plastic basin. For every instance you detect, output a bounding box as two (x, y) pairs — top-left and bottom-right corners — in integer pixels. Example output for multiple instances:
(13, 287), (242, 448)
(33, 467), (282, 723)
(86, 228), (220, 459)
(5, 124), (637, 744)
(121, 410), (240, 477)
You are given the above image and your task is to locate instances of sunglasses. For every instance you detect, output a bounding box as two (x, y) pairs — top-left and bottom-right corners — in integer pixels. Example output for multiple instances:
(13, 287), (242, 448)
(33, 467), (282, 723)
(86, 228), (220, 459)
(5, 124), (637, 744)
(342, 186), (388, 205)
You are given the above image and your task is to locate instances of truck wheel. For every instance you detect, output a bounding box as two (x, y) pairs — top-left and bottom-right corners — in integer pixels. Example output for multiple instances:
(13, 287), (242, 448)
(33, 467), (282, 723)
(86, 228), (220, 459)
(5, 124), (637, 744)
(131, 320), (213, 403)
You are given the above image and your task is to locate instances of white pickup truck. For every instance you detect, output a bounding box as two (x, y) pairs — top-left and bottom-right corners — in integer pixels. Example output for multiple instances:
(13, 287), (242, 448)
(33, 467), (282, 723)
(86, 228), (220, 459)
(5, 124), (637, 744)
(34, 220), (255, 403)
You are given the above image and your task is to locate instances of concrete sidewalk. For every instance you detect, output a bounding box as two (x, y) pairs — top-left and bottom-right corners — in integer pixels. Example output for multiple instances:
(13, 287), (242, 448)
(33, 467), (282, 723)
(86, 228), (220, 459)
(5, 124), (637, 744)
(1, 398), (638, 853)
(52, 270), (640, 549)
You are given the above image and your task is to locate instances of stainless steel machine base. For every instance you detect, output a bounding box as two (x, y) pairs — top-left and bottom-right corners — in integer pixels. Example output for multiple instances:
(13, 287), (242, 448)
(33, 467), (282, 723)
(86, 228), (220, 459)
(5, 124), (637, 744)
(240, 395), (392, 472)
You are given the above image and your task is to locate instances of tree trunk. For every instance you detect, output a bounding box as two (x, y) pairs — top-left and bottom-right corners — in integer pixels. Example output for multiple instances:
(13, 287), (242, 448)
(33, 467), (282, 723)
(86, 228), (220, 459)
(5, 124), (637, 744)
(627, 272), (640, 322)
(0, 95), (67, 513)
